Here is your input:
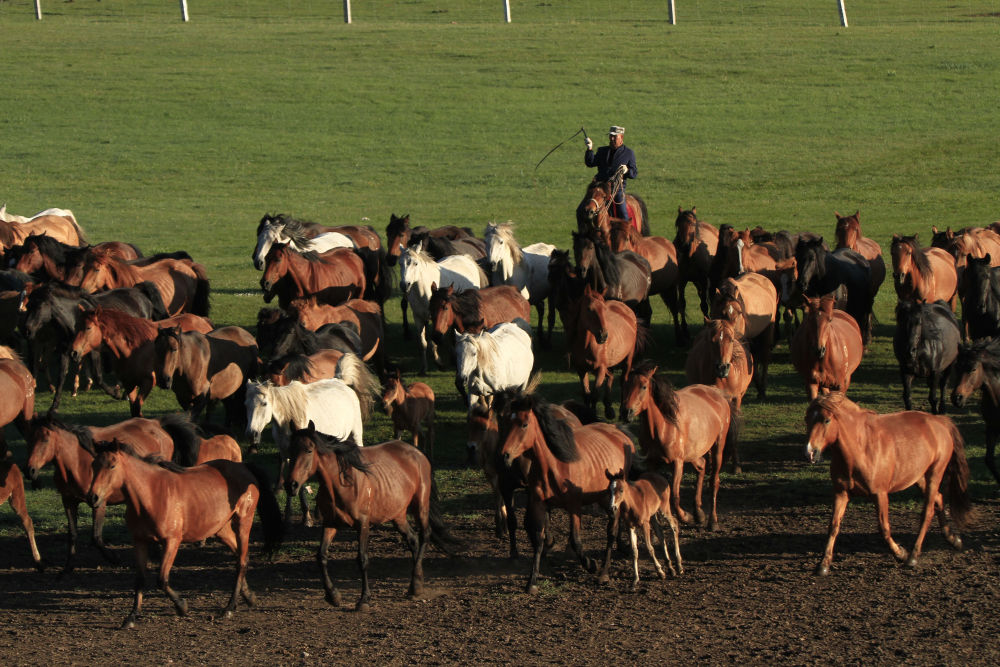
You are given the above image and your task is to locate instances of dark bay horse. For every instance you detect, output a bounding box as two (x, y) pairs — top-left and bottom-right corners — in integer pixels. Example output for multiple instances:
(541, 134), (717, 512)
(795, 236), (876, 343)
(572, 229), (652, 323)
(890, 234), (958, 309)
(256, 308), (362, 360)
(384, 213), (477, 265)
(286, 296), (385, 375)
(609, 220), (684, 342)
(957, 255), (1000, 341)
(673, 207), (719, 322)
(86, 440), (282, 627)
(79, 253), (210, 317)
(576, 179), (649, 240)
(499, 391), (636, 593)
(428, 285), (530, 345)
(621, 362), (733, 530)
(546, 249), (585, 335)
(893, 300), (960, 413)
(791, 296), (864, 400)
(951, 337), (1000, 486)
(286, 422), (449, 611)
(261, 244), (366, 309)
(805, 392), (971, 574)
(381, 369), (436, 460)
(0, 462), (44, 570)
(8, 234), (142, 284)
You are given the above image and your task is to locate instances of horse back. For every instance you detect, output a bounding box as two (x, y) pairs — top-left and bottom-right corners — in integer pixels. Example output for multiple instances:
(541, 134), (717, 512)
(0, 359), (34, 423)
(479, 285), (532, 326)
(555, 423), (632, 499)
(674, 385), (731, 455)
(196, 435), (243, 463)
(850, 412), (957, 493)
(349, 441), (431, 522)
(93, 419), (174, 458)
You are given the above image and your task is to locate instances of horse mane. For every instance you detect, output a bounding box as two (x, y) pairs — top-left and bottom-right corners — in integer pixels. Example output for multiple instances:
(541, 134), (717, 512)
(511, 393), (580, 463)
(590, 233), (623, 286)
(277, 355), (314, 382)
(961, 337), (1000, 373)
(157, 412), (202, 467)
(31, 414), (97, 455)
(706, 319), (750, 366)
(23, 234), (75, 264)
(91, 308), (158, 346)
(486, 222), (523, 264)
(0, 345), (23, 362)
(94, 439), (186, 472)
(897, 235), (933, 279)
(302, 428), (371, 480)
(92, 252), (143, 285)
(386, 213), (409, 239)
(261, 382), (312, 429)
(451, 288), (483, 318)
(632, 360), (680, 425)
(258, 212), (312, 239)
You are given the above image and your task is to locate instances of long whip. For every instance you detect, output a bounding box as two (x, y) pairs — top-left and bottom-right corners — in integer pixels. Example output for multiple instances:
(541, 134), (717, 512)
(534, 127), (588, 172)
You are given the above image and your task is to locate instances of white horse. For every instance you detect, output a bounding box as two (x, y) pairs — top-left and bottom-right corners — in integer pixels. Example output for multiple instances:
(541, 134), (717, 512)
(455, 320), (534, 407)
(253, 216), (355, 270)
(0, 204), (78, 225)
(400, 243), (488, 373)
(244, 352), (379, 524)
(484, 221), (557, 343)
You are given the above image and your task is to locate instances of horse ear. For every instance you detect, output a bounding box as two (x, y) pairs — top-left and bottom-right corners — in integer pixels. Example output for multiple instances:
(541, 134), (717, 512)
(703, 316), (712, 324)
(854, 210), (859, 218)
(932, 226), (939, 234)
(691, 206), (697, 215)
(984, 253), (991, 263)
(430, 282), (437, 292)
(289, 420), (299, 432)
(307, 420), (316, 433)
(892, 233), (901, 241)
(834, 211), (840, 219)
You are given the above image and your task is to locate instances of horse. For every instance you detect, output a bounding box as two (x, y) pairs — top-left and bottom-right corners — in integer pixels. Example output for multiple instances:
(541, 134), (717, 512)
(256, 310), (361, 361)
(86, 440), (282, 627)
(576, 179), (649, 240)
(684, 318), (752, 473)
(890, 234), (958, 309)
(931, 225), (1000, 281)
(24, 413), (218, 575)
(546, 249), (585, 335)
(153, 325), (260, 426)
(794, 235), (876, 344)
(621, 362), (733, 530)
(428, 285), (531, 347)
(567, 285), (643, 419)
(260, 244), (366, 309)
(791, 296), (865, 400)
(710, 272), (777, 399)
(253, 212), (382, 266)
(455, 320), (533, 407)
(399, 244), (488, 373)
(804, 392), (971, 574)
(605, 469), (682, 585)
(609, 220), (685, 342)
(572, 228), (652, 323)
(7, 234), (142, 284)
(384, 213), (477, 266)
(0, 354), (35, 457)
(673, 207), (720, 322)
(265, 349), (345, 386)
(499, 390), (636, 593)
(893, 300), (960, 413)
(951, 337), (1000, 486)
(245, 354), (379, 525)
(78, 253), (210, 317)
(382, 368), (436, 460)
(0, 462), (44, 571)
(20, 281), (168, 413)
(835, 210), (887, 292)
(0, 208), (86, 250)
(484, 222), (557, 344)
(957, 255), (1000, 341)
(286, 422), (453, 611)
(285, 297), (385, 374)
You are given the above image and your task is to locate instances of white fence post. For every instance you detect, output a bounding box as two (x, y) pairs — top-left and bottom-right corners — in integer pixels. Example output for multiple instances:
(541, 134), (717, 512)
(344, 0), (352, 24)
(668, 0), (675, 25)
(837, 0), (848, 27)
(179, 0), (189, 21)
(503, 0), (511, 22)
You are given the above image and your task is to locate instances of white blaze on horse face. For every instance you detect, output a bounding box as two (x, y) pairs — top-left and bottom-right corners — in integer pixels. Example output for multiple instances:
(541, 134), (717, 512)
(253, 226), (280, 270)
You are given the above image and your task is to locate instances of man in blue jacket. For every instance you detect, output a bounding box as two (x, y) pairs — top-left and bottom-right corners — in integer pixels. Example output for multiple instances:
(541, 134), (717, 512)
(584, 125), (636, 222)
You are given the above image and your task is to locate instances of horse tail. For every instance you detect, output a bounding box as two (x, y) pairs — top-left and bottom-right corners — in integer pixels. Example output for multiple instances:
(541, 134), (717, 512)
(159, 412), (202, 467)
(136, 280), (170, 320)
(244, 462), (285, 558)
(633, 320), (652, 357)
(634, 195), (650, 236)
(335, 352), (380, 421)
(359, 246), (392, 306)
(428, 474), (461, 556)
(63, 209), (88, 244)
(725, 397), (743, 472)
(945, 421), (974, 531)
(190, 262), (212, 317)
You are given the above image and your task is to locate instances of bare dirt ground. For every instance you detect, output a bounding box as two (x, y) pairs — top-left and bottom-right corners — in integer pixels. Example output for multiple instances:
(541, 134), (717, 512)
(1, 482), (998, 665)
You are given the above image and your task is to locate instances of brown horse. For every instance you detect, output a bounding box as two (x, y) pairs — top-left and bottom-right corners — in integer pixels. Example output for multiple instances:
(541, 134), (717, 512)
(605, 469), (682, 585)
(0, 355), (35, 457)
(835, 211), (887, 292)
(428, 285), (531, 344)
(499, 391), (636, 593)
(805, 392), (972, 574)
(621, 362), (733, 530)
(385, 213), (476, 265)
(381, 369), (436, 460)
(890, 234), (958, 308)
(931, 225), (1000, 280)
(673, 207), (720, 320)
(0, 210), (86, 250)
(576, 179), (648, 240)
(153, 325), (259, 426)
(609, 220), (685, 341)
(155, 312), (215, 334)
(260, 244), (366, 309)
(711, 272), (777, 399)
(567, 285), (643, 418)
(685, 318), (752, 473)
(286, 422), (448, 611)
(791, 296), (864, 400)
(265, 349), (345, 386)
(79, 253), (210, 316)
(0, 463), (44, 571)
(286, 296), (385, 374)
(9, 234), (141, 285)
(86, 440), (282, 627)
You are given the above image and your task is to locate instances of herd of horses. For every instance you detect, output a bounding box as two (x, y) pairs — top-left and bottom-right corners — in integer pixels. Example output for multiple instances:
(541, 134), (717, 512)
(0, 193), (998, 625)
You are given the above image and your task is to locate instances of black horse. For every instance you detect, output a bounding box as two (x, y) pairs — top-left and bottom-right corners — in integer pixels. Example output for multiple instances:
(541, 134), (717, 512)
(546, 249), (585, 339)
(795, 237), (875, 344)
(952, 337), (1000, 486)
(572, 229), (652, 325)
(958, 254), (1000, 341)
(20, 281), (168, 413)
(255, 308), (362, 360)
(893, 300), (960, 414)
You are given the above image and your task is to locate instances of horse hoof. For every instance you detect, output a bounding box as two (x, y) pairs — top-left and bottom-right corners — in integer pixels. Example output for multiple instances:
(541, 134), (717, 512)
(905, 557), (918, 569)
(120, 617), (136, 630)
(731, 466), (743, 475)
(952, 537), (963, 551)
(325, 591), (342, 607)
(355, 601), (371, 613)
(244, 592), (257, 607)
(223, 609), (234, 619)
(604, 407), (616, 420)
(526, 584), (539, 595)
(597, 573), (610, 586)
(814, 563), (830, 577)
(303, 516), (314, 529)
(175, 599), (188, 616)
(708, 520), (720, 532)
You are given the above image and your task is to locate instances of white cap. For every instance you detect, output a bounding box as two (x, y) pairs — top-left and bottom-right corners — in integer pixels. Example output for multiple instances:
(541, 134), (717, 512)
(609, 126), (625, 136)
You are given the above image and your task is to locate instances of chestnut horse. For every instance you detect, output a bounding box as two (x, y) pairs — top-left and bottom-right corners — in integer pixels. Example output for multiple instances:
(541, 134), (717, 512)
(428, 284), (531, 345)
(0, 462), (44, 571)
(381, 369), (436, 460)
(0, 355), (35, 457)
(951, 337), (1000, 487)
(86, 440), (282, 627)
(791, 296), (864, 400)
(890, 234), (958, 308)
(621, 362), (733, 530)
(710, 272), (777, 399)
(805, 392), (971, 574)
(265, 349), (345, 386)
(673, 207), (719, 321)
(286, 296), (385, 374)
(79, 253), (210, 316)
(0, 208), (86, 250)
(567, 285), (643, 419)
(835, 211), (887, 294)
(286, 422), (451, 611)
(576, 179), (649, 240)
(8, 234), (141, 285)
(605, 469), (682, 585)
(260, 244), (366, 309)
(893, 300), (960, 414)
(931, 225), (1000, 280)
(499, 391), (636, 593)
(609, 221), (684, 342)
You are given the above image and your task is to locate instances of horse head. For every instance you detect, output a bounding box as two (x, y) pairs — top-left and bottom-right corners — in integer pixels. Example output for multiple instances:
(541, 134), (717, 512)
(834, 211), (861, 250)
(244, 380), (274, 447)
(806, 296), (838, 361)
(890, 234), (921, 287)
(385, 214), (411, 266)
(380, 368), (405, 415)
(804, 392), (850, 463)
(69, 307), (103, 362)
(951, 341), (988, 408)
(707, 319), (737, 379)
(86, 439), (130, 509)
(621, 361), (659, 423)
(485, 222), (520, 281)
(605, 468), (627, 514)
(794, 237), (826, 294)
(260, 244), (291, 301)
(577, 285), (608, 344)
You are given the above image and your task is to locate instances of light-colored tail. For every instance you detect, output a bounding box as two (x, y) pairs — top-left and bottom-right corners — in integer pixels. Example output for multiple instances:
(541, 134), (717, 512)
(335, 352), (380, 420)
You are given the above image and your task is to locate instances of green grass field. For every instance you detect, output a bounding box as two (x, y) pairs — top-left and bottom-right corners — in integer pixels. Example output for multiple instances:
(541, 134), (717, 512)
(1, 0), (999, 541)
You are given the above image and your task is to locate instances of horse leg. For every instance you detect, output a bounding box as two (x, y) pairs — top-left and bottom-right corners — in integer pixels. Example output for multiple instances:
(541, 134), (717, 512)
(317, 526), (342, 606)
(628, 526), (641, 586)
(900, 369), (914, 411)
(524, 496), (547, 594)
(500, 475), (519, 559)
(597, 506), (619, 585)
(922, 477), (964, 551)
(58, 500), (82, 578)
(597, 368), (615, 420)
(535, 300), (549, 349)
(356, 520), (372, 612)
(2, 468), (43, 571)
(299, 486), (314, 528)
(986, 424), (1000, 487)
(907, 469), (947, 568)
(671, 460), (694, 525)
(215, 521), (244, 617)
(658, 510), (683, 575)
(88, 501), (119, 566)
(875, 491), (908, 562)
(709, 438), (724, 531)
(816, 489), (849, 576)
(122, 541), (151, 629)
(48, 351), (72, 413)
(934, 369), (949, 415)
(157, 539), (188, 617)
(401, 296), (412, 340)
(643, 520), (667, 581)
(395, 517), (423, 598)
(579, 371), (595, 412)
(418, 324), (430, 375)
(567, 510), (596, 574)
(691, 457), (708, 527)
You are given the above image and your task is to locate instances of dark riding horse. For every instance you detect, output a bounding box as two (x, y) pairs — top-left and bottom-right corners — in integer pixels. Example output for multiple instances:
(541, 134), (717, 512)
(795, 237), (875, 344)
(572, 229), (652, 325)
(893, 300), (960, 414)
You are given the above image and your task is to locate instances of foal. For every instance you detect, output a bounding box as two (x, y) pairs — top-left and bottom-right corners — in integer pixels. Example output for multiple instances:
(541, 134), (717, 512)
(381, 369), (436, 460)
(606, 469), (682, 585)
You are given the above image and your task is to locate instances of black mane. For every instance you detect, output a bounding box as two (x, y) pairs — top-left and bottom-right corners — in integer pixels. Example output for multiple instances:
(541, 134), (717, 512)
(511, 393), (579, 463)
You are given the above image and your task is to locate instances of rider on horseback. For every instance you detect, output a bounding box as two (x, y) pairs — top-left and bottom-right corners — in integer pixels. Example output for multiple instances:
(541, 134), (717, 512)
(584, 125), (636, 222)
